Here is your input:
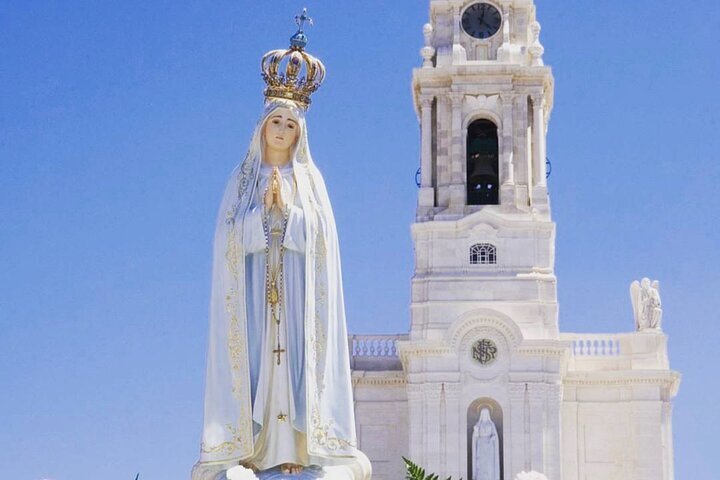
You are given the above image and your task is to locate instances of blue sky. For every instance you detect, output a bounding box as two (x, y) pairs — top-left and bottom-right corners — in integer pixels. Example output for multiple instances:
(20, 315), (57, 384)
(1, 1), (718, 479)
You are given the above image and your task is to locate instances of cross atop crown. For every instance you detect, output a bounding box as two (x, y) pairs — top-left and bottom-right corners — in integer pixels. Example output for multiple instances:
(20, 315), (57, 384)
(261, 7), (325, 109)
(295, 8), (313, 32)
(290, 8), (314, 50)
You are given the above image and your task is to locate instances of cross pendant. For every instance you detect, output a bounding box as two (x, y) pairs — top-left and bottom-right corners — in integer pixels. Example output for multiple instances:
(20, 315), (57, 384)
(273, 344), (285, 365)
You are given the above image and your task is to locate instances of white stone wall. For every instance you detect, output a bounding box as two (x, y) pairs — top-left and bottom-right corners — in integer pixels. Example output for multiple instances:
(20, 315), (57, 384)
(351, 331), (679, 480)
(411, 209), (559, 341)
(352, 372), (408, 480)
(560, 332), (679, 480)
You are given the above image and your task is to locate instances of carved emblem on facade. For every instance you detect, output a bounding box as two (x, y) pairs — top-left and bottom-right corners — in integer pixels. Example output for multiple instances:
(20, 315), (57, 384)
(472, 338), (498, 365)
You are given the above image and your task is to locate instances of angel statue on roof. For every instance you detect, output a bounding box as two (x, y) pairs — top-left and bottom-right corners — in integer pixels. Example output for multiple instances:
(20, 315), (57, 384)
(630, 277), (663, 331)
(191, 9), (371, 480)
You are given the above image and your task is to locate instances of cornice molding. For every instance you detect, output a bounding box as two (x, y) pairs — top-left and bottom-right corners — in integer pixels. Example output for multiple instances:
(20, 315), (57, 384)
(563, 371), (681, 394)
(352, 371), (407, 387)
(397, 340), (453, 367)
(516, 340), (569, 358)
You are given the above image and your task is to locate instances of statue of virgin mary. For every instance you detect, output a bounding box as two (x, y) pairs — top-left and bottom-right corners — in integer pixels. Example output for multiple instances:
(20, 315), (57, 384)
(472, 408), (500, 480)
(191, 11), (370, 480)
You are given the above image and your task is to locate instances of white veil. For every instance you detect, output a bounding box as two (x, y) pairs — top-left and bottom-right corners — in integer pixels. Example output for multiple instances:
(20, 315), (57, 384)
(194, 99), (358, 473)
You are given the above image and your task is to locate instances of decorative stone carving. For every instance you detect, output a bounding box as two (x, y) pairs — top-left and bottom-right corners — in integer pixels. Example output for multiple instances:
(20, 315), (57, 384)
(472, 338), (499, 365)
(528, 21), (544, 67)
(421, 23), (435, 68)
(448, 309), (522, 351)
(449, 92), (464, 108)
(630, 278), (663, 331)
(463, 95), (501, 120)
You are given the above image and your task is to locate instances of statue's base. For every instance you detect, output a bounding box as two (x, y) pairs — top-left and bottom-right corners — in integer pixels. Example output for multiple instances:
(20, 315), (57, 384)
(228, 465), (323, 479)
(223, 451), (372, 480)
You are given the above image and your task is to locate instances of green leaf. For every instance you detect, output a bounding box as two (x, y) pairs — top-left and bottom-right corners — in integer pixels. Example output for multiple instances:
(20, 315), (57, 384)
(402, 457), (460, 480)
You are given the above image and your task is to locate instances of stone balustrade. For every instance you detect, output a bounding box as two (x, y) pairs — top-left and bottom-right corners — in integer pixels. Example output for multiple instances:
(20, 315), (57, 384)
(348, 334), (408, 371)
(567, 335), (622, 356)
(561, 331), (669, 371)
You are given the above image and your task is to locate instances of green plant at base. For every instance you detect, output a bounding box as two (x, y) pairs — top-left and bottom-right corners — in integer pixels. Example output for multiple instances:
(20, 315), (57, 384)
(402, 457), (461, 480)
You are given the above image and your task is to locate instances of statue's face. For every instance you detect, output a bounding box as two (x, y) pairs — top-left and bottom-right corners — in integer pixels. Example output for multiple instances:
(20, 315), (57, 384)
(263, 108), (300, 154)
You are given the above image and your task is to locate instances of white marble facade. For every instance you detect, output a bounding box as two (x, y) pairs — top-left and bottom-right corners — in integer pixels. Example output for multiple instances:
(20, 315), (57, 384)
(349, 1), (680, 480)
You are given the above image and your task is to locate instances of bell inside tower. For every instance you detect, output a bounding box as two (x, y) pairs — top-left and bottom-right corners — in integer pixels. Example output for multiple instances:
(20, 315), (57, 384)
(466, 119), (499, 205)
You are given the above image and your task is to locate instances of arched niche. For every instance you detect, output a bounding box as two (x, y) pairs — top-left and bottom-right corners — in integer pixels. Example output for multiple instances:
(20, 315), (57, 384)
(466, 118), (499, 206)
(467, 397), (504, 480)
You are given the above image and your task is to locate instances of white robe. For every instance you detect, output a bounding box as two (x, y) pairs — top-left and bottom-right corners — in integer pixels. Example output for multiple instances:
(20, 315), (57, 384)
(242, 163), (309, 469)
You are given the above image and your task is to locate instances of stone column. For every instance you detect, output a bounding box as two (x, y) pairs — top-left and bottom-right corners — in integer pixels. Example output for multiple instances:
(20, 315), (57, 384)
(662, 401), (675, 480)
(562, 387), (579, 480)
(531, 94), (547, 187)
(508, 383), (527, 478)
(500, 93), (515, 186)
(544, 383), (563, 480)
(407, 383), (425, 466)
(497, 5), (513, 62)
(499, 93), (515, 206)
(448, 92), (465, 209)
(515, 95), (530, 207)
(451, 6), (467, 64)
(443, 383), (462, 479)
(425, 383), (443, 474)
(452, 5), (461, 45)
(529, 384), (546, 472)
(419, 95), (435, 208)
(434, 95), (450, 208)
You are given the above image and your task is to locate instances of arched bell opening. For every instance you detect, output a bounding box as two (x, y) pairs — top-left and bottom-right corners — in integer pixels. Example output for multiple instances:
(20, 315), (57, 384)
(467, 397), (504, 480)
(466, 119), (499, 205)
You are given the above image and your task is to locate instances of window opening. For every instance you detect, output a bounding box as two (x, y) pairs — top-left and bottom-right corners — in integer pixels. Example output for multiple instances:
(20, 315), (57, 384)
(470, 243), (497, 265)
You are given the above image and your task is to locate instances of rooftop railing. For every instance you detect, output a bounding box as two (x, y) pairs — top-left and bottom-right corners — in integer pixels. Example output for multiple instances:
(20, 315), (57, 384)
(348, 334), (408, 371)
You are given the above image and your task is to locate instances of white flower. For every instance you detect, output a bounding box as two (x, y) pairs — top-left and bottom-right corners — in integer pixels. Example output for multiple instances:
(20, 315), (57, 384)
(515, 471), (549, 480)
(226, 465), (259, 480)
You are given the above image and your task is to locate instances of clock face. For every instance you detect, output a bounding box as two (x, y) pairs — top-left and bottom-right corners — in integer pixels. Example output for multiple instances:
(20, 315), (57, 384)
(461, 3), (502, 40)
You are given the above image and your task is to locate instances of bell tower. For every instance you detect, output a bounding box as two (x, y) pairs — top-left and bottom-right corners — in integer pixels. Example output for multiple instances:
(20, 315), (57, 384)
(411, 0), (557, 341)
(401, 1), (563, 478)
(415, 0), (552, 218)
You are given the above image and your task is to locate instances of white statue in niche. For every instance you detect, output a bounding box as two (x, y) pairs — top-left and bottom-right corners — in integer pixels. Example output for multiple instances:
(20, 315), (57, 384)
(471, 408), (500, 480)
(630, 277), (663, 331)
(191, 9), (370, 480)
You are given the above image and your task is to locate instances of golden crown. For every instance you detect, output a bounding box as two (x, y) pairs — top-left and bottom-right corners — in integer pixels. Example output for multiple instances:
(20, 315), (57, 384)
(261, 8), (326, 110)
